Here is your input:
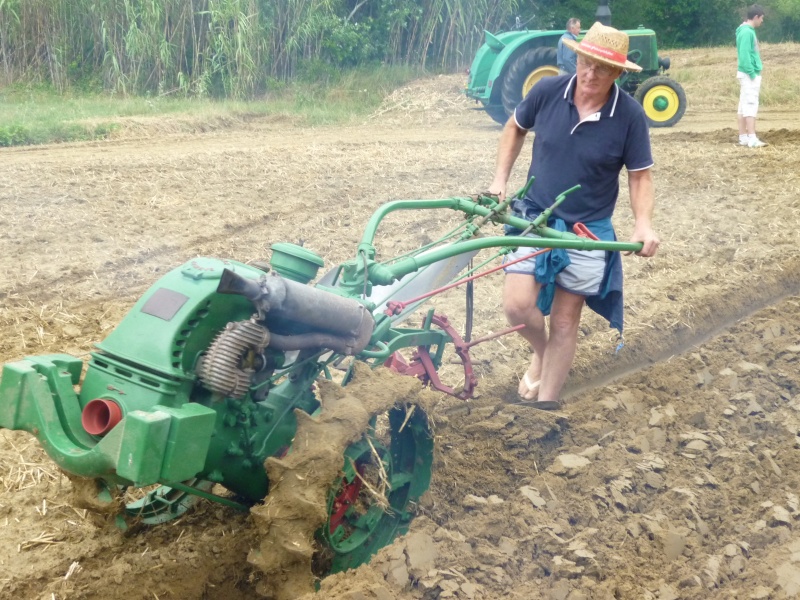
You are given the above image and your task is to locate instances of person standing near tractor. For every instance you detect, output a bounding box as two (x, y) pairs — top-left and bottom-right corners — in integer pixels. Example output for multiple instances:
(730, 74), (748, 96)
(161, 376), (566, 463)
(487, 22), (660, 410)
(557, 18), (581, 75)
(736, 4), (767, 147)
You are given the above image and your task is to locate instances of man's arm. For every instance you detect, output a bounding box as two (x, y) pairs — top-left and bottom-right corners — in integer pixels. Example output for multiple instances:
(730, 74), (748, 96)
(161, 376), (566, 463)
(627, 168), (659, 257)
(487, 117), (528, 200)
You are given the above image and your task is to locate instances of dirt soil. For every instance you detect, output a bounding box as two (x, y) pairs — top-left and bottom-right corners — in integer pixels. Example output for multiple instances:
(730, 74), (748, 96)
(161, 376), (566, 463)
(3, 58), (800, 599)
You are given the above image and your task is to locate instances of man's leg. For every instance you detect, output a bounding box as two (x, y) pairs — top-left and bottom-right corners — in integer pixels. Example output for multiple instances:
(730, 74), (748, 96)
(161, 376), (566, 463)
(537, 287), (585, 402)
(740, 75), (764, 144)
(503, 273), (546, 399)
(737, 74), (751, 142)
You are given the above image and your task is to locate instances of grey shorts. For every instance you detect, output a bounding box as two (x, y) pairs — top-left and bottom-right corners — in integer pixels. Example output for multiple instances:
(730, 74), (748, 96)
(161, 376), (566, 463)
(503, 234), (606, 296)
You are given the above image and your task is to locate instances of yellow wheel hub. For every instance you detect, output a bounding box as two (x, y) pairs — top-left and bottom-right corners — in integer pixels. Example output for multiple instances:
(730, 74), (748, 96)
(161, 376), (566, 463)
(522, 66), (559, 97)
(642, 85), (680, 123)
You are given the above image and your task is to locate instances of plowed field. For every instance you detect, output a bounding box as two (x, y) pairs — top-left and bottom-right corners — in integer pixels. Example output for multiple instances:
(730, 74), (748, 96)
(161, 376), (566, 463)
(2, 44), (800, 600)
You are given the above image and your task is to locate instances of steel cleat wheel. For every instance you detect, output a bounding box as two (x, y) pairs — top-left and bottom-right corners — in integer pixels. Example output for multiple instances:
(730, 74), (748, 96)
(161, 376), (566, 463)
(315, 403), (433, 575)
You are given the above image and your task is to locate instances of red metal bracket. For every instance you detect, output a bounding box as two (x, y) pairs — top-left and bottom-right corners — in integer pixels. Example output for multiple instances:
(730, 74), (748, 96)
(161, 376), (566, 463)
(573, 222), (599, 240)
(329, 464), (365, 533)
(384, 314), (524, 400)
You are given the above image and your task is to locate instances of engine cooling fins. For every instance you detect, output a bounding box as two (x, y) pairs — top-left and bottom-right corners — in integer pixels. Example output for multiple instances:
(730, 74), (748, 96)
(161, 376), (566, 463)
(196, 319), (270, 398)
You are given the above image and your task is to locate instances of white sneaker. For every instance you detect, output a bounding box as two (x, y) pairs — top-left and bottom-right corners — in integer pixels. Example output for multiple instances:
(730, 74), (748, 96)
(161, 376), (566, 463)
(748, 138), (767, 148)
(739, 139), (749, 146)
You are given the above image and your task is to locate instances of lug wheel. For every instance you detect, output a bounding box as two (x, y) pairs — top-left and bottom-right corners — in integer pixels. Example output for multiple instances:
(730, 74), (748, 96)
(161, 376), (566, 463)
(248, 364), (433, 600)
(68, 477), (215, 529)
(501, 47), (559, 114)
(634, 75), (687, 128)
(318, 403), (432, 574)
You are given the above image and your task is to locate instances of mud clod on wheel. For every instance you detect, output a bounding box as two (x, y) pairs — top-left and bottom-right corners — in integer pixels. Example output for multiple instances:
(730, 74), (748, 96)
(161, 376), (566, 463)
(248, 363), (434, 600)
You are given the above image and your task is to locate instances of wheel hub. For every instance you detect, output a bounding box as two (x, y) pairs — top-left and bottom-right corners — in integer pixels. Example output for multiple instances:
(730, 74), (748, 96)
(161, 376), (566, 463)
(326, 438), (391, 547)
(642, 85), (680, 122)
(653, 96), (669, 112)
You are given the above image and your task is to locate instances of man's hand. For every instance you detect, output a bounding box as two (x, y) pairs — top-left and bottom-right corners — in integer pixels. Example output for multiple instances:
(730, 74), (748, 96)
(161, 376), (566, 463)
(485, 183), (507, 201)
(629, 223), (660, 257)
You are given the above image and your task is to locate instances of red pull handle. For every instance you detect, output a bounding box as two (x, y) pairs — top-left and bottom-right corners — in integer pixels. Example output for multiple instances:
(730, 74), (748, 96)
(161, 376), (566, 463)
(573, 222), (599, 240)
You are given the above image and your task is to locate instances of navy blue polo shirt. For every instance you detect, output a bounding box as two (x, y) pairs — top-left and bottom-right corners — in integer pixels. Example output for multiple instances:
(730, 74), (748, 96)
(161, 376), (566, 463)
(514, 75), (653, 223)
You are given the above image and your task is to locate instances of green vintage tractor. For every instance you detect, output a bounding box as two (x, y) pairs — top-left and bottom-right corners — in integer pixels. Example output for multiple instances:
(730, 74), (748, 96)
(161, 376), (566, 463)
(465, 17), (686, 128)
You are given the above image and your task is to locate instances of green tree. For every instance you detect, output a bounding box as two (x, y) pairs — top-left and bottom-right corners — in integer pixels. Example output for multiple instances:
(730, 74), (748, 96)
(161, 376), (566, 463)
(640, 0), (742, 46)
(759, 0), (800, 41)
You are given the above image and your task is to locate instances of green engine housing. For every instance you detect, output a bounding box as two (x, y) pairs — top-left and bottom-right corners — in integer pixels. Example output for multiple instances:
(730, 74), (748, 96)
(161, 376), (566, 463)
(0, 257), (318, 500)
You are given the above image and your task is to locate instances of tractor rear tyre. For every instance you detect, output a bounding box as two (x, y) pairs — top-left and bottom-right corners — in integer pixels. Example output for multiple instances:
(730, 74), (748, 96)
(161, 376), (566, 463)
(501, 47), (559, 114)
(635, 76), (687, 128)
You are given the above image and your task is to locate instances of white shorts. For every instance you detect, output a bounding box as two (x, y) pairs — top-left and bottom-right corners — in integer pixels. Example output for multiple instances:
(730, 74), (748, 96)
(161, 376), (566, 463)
(737, 72), (761, 118)
(503, 236), (606, 296)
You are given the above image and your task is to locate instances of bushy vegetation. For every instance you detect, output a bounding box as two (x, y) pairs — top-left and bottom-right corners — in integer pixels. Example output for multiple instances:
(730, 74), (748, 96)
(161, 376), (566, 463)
(1, 0), (799, 151)
(538, 0), (800, 48)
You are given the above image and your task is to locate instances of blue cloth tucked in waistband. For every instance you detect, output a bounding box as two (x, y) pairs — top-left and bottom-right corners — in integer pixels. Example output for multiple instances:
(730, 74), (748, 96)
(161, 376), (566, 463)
(505, 200), (624, 333)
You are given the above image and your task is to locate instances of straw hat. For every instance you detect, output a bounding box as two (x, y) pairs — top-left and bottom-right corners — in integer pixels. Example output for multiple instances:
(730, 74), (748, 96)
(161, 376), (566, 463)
(563, 22), (642, 72)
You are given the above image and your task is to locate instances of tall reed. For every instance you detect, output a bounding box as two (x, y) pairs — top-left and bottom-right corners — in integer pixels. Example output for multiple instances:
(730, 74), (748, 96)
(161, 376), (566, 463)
(0, 0), (520, 96)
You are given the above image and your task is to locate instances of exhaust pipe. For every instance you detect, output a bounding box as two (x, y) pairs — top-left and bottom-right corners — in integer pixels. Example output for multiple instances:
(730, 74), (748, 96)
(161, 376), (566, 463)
(218, 268), (263, 301)
(596, 0), (611, 25)
(217, 269), (374, 355)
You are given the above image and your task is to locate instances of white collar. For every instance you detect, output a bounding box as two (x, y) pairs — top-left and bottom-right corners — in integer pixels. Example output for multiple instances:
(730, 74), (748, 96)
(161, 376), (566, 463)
(563, 77), (620, 118)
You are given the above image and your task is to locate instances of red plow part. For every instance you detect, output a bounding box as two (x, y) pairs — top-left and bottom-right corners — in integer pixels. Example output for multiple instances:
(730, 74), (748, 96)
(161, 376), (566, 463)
(384, 314), (524, 400)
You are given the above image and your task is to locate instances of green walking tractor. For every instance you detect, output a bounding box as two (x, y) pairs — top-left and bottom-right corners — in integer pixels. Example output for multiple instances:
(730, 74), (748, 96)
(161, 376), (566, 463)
(465, 7), (686, 128)
(0, 184), (645, 597)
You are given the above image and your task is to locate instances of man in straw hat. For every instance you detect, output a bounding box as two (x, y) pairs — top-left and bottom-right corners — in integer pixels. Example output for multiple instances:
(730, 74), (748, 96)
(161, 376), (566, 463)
(487, 22), (660, 410)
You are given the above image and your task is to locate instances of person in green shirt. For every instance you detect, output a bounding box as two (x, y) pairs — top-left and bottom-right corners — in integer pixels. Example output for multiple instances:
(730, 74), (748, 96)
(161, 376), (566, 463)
(736, 4), (766, 147)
